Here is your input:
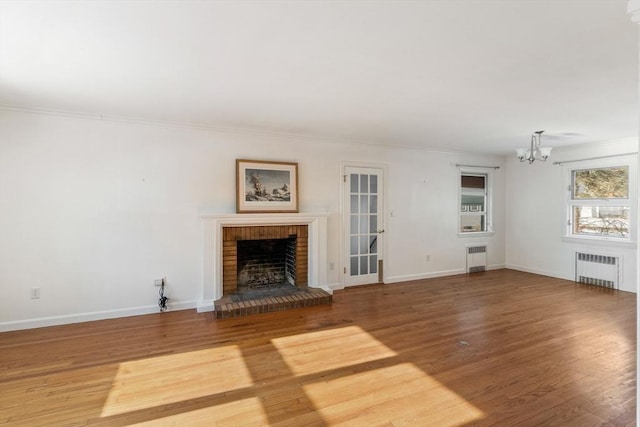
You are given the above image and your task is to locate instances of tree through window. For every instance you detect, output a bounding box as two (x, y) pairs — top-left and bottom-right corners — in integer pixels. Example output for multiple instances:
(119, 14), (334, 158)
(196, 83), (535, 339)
(573, 167), (628, 199)
(570, 166), (629, 238)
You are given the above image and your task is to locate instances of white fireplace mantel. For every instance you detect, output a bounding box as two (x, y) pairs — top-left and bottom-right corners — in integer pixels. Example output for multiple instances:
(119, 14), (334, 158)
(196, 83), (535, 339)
(198, 213), (330, 312)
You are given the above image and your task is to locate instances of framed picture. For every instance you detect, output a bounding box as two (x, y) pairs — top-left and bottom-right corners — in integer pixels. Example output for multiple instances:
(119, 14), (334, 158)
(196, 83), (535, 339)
(236, 159), (299, 213)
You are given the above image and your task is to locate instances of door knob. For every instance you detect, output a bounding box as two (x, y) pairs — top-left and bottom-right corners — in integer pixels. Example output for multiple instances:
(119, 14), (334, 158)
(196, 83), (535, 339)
(377, 229), (385, 233)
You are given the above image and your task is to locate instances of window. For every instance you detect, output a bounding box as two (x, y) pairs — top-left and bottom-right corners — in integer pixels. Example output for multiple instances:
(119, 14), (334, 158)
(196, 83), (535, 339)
(460, 172), (491, 233)
(566, 161), (634, 241)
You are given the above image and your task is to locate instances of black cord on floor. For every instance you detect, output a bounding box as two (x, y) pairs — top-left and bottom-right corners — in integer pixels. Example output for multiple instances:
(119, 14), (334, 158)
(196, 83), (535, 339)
(159, 278), (169, 311)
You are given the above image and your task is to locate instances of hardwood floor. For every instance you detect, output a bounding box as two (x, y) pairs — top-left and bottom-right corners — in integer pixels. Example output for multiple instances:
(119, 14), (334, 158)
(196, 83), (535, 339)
(0, 270), (636, 426)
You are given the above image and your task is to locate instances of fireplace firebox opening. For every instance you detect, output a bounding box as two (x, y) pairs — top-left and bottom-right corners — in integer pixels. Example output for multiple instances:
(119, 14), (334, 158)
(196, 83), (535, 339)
(237, 237), (297, 291)
(222, 225), (308, 296)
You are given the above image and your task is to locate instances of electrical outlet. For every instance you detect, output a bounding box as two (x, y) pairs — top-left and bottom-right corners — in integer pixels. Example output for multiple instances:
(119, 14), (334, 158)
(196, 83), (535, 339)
(31, 287), (41, 299)
(154, 279), (163, 287)
(329, 262), (335, 270)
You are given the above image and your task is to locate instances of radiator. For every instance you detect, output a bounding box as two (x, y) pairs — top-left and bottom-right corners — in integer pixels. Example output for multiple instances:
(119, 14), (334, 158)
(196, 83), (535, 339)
(575, 252), (619, 289)
(466, 245), (487, 273)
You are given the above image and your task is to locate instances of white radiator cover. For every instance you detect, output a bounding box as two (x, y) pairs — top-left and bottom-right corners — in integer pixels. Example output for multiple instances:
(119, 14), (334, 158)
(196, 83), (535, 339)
(466, 245), (487, 273)
(575, 252), (620, 289)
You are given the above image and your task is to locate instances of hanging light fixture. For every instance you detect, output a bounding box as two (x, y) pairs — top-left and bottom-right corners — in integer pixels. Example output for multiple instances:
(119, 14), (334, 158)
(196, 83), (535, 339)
(515, 130), (553, 164)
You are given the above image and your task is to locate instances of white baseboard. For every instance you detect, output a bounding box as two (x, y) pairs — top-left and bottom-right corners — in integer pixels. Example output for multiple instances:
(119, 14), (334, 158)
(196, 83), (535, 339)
(309, 284), (334, 294)
(197, 301), (215, 313)
(0, 300), (198, 332)
(327, 282), (344, 291)
(334, 267), (505, 288)
(385, 268), (466, 284)
(505, 264), (572, 281)
(506, 264), (637, 294)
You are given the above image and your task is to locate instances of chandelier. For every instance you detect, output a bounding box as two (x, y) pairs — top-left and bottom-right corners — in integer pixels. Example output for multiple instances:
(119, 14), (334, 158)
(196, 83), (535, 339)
(515, 130), (552, 164)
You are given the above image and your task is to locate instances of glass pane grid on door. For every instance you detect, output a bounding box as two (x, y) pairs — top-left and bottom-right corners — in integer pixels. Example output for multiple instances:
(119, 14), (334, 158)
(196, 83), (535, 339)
(349, 173), (378, 276)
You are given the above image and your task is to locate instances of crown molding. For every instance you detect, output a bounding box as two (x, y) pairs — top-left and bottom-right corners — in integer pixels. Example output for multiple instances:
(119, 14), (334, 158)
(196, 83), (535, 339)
(0, 103), (479, 157)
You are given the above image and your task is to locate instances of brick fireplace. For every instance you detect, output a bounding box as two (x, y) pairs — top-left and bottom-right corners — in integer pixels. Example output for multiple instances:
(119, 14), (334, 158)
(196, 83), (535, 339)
(222, 225), (308, 295)
(199, 213), (329, 311)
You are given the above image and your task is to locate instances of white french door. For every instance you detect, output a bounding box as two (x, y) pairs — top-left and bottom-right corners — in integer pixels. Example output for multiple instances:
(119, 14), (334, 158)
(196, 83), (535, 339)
(343, 166), (384, 286)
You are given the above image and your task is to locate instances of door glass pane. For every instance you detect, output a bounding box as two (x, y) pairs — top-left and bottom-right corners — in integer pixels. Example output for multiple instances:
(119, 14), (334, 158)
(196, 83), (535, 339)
(359, 215), (368, 234)
(350, 174), (359, 193)
(370, 195), (377, 213)
(360, 174), (368, 193)
(370, 215), (377, 233)
(369, 255), (377, 274)
(350, 215), (358, 234)
(350, 257), (358, 276)
(369, 235), (377, 254)
(360, 195), (368, 213)
(360, 236), (368, 254)
(360, 256), (368, 274)
(370, 175), (378, 194)
(350, 195), (358, 213)
(350, 236), (358, 255)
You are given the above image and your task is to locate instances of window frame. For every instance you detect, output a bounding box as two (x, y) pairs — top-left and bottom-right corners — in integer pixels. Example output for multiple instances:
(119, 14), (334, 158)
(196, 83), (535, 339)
(458, 168), (494, 236)
(562, 156), (637, 245)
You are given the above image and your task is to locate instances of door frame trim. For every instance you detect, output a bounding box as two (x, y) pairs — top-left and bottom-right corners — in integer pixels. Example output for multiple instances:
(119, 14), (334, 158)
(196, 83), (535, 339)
(339, 161), (389, 288)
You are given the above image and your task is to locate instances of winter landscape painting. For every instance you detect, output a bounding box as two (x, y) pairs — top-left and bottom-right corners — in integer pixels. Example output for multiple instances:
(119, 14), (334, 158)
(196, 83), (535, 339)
(236, 159), (298, 213)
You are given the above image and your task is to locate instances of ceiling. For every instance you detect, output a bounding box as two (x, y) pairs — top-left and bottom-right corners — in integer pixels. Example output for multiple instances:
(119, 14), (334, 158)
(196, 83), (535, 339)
(1, 1), (637, 155)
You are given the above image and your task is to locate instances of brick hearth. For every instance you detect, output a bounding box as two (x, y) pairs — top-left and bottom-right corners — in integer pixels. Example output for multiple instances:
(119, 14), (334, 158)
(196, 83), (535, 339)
(213, 287), (332, 319)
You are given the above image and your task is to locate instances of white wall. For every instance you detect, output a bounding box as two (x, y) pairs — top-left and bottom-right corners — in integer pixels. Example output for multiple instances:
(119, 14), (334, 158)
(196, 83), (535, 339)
(0, 109), (506, 330)
(505, 138), (638, 293)
(383, 150), (505, 282)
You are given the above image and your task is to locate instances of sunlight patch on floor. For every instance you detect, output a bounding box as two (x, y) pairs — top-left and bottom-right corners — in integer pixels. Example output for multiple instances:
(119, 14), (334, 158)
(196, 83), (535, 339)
(303, 362), (484, 426)
(101, 327), (483, 424)
(271, 325), (397, 376)
(101, 345), (253, 417)
(128, 397), (268, 426)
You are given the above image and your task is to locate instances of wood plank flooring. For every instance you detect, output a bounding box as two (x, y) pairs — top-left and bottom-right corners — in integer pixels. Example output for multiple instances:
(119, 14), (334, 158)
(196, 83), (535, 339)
(0, 269), (636, 426)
